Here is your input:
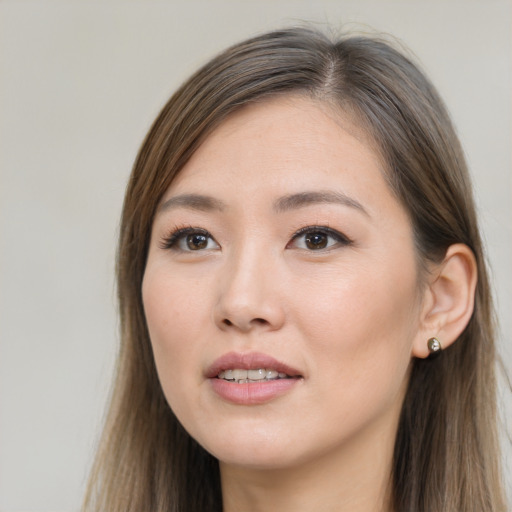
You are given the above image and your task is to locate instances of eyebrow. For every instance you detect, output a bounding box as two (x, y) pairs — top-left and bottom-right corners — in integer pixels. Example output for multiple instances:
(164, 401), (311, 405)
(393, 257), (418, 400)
(273, 191), (369, 216)
(158, 190), (368, 216)
(159, 194), (227, 213)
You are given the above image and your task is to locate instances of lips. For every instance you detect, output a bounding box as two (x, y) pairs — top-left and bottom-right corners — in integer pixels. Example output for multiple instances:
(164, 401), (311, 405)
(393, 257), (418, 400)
(205, 351), (302, 380)
(217, 368), (289, 382)
(205, 352), (303, 405)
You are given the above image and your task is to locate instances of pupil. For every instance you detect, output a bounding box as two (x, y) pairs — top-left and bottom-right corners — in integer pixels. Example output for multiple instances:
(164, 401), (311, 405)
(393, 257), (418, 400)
(187, 234), (208, 250)
(305, 232), (327, 250)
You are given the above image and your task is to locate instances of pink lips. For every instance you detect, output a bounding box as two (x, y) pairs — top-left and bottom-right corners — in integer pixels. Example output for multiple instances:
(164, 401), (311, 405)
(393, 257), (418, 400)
(206, 352), (302, 405)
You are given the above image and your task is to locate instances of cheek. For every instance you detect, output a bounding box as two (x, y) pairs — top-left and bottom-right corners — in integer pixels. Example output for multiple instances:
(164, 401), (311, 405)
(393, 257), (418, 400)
(294, 258), (420, 394)
(298, 260), (418, 335)
(142, 268), (212, 396)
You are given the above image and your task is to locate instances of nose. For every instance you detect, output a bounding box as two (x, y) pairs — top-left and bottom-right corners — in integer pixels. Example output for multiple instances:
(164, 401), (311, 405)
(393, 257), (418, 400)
(213, 245), (286, 333)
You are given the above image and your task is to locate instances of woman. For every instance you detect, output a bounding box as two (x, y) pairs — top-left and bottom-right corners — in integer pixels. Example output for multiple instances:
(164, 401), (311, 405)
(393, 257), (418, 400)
(84, 27), (507, 511)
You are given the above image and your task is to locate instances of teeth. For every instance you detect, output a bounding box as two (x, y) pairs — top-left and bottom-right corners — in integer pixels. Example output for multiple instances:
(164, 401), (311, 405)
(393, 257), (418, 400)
(247, 369), (266, 380)
(223, 369), (234, 380)
(232, 369), (248, 380)
(218, 368), (290, 382)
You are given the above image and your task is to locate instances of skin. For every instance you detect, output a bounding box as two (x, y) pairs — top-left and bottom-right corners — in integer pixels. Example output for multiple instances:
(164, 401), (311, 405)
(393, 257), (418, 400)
(142, 95), (446, 511)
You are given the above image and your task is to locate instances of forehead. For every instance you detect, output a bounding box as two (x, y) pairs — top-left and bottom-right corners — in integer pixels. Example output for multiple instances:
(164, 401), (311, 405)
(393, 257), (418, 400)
(166, 95), (387, 200)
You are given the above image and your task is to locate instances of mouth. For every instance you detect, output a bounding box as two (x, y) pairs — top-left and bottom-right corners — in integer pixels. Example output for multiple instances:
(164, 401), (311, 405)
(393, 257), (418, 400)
(206, 351), (303, 381)
(206, 352), (303, 403)
(217, 368), (298, 383)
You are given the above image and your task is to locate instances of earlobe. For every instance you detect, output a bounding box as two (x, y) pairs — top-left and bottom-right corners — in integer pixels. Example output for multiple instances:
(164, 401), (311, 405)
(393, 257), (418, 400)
(412, 243), (477, 359)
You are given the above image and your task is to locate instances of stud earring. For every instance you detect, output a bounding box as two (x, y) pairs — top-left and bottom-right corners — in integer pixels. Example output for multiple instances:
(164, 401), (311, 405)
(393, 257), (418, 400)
(427, 337), (442, 357)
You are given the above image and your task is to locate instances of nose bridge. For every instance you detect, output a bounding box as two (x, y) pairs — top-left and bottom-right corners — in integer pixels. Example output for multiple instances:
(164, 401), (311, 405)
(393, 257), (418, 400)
(214, 237), (284, 331)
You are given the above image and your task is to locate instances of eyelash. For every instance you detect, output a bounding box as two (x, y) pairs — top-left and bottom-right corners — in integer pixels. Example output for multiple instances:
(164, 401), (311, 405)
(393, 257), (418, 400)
(287, 225), (353, 250)
(159, 226), (218, 251)
(159, 225), (353, 252)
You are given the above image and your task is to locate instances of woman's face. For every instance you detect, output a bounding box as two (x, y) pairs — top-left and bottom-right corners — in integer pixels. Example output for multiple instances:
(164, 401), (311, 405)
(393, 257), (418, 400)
(143, 96), (426, 470)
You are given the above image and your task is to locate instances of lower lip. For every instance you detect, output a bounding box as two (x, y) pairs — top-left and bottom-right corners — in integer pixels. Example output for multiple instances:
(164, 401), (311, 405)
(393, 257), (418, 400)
(209, 378), (299, 405)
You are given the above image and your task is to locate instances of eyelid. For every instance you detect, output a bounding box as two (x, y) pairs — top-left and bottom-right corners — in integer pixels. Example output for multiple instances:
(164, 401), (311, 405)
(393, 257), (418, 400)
(159, 226), (219, 251)
(287, 225), (353, 250)
(159, 224), (351, 252)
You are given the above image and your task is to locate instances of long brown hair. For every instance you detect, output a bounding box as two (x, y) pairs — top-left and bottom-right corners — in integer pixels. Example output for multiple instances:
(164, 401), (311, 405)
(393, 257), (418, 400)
(83, 27), (507, 511)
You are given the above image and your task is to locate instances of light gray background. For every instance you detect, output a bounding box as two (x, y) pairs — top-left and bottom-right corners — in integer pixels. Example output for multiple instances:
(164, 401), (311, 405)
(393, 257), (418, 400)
(1, 1), (510, 510)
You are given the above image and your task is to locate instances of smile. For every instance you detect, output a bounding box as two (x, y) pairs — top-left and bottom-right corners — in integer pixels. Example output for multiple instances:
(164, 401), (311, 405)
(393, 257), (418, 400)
(206, 351), (302, 380)
(217, 368), (292, 383)
(207, 352), (303, 404)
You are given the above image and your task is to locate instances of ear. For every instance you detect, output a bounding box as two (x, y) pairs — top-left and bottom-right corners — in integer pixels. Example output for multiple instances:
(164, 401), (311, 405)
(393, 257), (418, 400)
(412, 243), (477, 358)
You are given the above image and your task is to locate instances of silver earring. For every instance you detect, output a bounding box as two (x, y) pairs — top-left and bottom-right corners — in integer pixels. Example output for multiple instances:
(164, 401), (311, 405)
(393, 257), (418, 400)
(427, 337), (442, 357)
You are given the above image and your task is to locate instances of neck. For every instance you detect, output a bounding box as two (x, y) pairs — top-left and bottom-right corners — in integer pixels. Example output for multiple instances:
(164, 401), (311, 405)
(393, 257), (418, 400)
(220, 420), (396, 512)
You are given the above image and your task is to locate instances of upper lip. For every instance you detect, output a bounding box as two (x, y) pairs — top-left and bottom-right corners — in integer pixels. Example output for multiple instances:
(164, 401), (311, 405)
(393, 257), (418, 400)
(205, 351), (302, 379)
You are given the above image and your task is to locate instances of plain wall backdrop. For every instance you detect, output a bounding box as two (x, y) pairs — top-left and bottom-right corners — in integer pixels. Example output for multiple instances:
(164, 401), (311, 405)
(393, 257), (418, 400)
(1, 1), (510, 510)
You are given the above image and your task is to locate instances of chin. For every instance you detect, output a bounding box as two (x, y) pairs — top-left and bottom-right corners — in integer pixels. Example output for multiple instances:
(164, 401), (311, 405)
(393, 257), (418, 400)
(214, 447), (301, 471)
(195, 426), (303, 470)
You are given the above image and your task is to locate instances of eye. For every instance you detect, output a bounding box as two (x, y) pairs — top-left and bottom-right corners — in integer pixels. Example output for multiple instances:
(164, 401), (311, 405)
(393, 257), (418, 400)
(160, 227), (220, 252)
(288, 226), (352, 251)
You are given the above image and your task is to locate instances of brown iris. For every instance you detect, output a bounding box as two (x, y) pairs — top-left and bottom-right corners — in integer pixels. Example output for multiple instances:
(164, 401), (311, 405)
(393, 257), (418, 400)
(186, 233), (208, 250)
(305, 232), (328, 250)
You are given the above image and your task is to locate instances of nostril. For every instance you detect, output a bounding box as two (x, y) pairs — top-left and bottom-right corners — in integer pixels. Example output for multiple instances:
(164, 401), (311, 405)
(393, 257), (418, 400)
(221, 317), (268, 328)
